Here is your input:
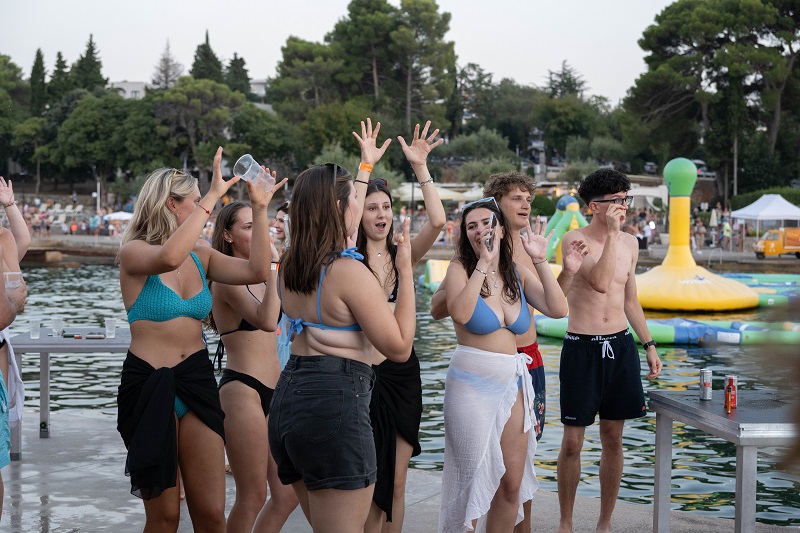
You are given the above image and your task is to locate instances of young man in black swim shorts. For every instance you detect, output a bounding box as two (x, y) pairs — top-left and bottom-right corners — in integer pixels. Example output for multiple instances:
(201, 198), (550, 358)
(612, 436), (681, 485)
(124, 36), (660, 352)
(555, 169), (662, 533)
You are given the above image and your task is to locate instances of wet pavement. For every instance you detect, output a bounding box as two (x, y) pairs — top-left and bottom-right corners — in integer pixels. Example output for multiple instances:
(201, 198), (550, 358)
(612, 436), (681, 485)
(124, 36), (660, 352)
(2, 409), (794, 532)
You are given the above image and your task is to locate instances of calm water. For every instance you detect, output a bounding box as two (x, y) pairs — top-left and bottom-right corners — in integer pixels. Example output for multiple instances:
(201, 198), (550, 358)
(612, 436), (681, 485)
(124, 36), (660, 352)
(11, 265), (800, 525)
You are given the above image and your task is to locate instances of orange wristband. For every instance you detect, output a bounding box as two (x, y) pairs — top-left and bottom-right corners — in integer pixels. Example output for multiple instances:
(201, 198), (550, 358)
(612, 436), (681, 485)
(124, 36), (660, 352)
(359, 162), (374, 173)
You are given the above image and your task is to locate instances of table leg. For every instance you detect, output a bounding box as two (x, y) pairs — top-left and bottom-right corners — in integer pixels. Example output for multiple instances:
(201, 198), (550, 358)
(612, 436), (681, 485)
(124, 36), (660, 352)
(735, 445), (757, 533)
(40, 351), (50, 438)
(653, 411), (673, 532)
(10, 349), (22, 460)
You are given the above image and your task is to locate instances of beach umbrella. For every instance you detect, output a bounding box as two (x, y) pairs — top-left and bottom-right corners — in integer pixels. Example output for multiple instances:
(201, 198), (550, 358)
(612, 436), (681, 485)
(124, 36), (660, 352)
(709, 208), (717, 228)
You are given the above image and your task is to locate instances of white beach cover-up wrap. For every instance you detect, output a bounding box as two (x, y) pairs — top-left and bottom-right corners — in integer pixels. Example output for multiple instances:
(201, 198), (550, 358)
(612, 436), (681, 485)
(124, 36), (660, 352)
(439, 344), (538, 532)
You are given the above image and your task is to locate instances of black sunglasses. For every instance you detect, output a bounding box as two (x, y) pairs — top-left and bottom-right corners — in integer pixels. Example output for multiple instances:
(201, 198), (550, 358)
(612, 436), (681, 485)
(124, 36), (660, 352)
(369, 178), (388, 187)
(592, 196), (633, 206)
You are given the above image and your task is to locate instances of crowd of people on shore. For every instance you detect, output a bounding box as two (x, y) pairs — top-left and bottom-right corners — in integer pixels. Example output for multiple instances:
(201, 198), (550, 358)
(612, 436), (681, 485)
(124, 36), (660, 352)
(109, 116), (663, 533)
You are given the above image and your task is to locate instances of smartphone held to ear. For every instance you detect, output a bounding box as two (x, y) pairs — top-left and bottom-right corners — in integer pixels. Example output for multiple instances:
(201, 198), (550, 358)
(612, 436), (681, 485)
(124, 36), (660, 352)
(485, 213), (497, 251)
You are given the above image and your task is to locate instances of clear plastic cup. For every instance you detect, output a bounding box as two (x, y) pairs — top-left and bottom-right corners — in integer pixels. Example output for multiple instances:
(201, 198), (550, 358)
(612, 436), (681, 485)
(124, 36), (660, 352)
(233, 154), (275, 188)
(30, 318), (40, 339)
(105, 317), (116, 339)
(3, 272), (22, 289)
(51, 317), (63, 337)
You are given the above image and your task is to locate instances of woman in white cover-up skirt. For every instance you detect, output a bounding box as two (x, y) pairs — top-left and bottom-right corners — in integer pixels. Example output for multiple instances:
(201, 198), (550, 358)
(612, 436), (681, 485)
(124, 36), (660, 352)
(440, 345), (538, 532)
(434, 199), (568, 532)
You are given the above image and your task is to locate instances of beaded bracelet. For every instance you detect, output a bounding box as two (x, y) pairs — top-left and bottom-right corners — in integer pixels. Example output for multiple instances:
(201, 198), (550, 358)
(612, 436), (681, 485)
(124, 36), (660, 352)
(474, 267), (488, 276)
(3, 199), (16, 208)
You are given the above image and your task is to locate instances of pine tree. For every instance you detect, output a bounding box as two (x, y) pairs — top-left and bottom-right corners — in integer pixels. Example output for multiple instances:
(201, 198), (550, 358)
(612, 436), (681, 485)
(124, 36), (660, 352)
(190, 31), (224, 83)
(30, 49), (47, 116)
(224, 53), (251, 95)
(152, 40), (184, 89)
(72, 35), (107, 91)
(48, 52), (74, 105)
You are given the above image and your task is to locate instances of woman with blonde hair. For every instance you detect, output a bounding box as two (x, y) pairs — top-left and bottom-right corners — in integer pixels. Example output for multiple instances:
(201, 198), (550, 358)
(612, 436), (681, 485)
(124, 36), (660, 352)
(117, 147), (285, 532)
(207, 200), (298, 533)
(268, 126), (416, 532)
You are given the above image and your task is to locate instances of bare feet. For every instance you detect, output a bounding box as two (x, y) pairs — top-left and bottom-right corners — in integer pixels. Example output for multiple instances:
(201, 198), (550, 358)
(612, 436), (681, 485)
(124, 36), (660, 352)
(225, 463), (233, 475)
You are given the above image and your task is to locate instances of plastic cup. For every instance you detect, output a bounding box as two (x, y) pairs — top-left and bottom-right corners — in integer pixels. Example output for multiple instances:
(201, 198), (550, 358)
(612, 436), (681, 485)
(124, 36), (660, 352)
(105, 317), (116, 339)
(3, 272), (22, 289)
(30, 318), (40, 339)
(233, 154), (275, 187)
(51, 317), (63, 337)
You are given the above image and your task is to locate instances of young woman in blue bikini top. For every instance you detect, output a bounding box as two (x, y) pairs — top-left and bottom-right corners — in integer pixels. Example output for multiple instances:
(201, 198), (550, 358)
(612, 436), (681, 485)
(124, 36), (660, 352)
(441, 198), (569, 355)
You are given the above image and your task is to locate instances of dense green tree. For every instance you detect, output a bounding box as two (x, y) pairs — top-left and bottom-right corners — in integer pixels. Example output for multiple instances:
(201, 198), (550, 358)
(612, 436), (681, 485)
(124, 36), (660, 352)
(30, 49), (47, 116)
(122, 95), (173, 174)
(454, 159), (517, 184)
(327, 0), (399, 101)
(51, 93), (130, 179)
(154, 77), (245, 190)
(72, 35), (107, 91)
(268, 37), (344, 123)
(152, 40), (183, 90)
(190, 31), (224, 83)
(225, 53), (251, 95)
(534, 94), (598, 157)
(480, 79), (544, 155)
(313, 142), (404, 188)
(229, 103), (298, 180)
(0, 55), (29, 174)
(48, 52), (74, 105)
(299, 99), (376, 162)
(12, 117), (47, 193)
(438, 127), (515, 161)
(545, 60), (587, 99)
(390, 0), (455, 131)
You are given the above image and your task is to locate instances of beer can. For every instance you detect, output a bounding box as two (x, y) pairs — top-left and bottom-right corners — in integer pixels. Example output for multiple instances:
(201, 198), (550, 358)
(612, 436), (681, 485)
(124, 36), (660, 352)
(700, 369), (713, 400)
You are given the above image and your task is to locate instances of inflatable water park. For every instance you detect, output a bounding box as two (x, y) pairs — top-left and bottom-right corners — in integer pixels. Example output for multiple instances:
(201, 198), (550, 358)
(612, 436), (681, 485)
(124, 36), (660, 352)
(418, 157), (800, 346)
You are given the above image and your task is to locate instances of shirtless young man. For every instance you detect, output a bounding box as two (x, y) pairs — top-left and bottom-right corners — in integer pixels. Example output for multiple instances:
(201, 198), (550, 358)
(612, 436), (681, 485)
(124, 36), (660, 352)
(555, 169), (662, 533)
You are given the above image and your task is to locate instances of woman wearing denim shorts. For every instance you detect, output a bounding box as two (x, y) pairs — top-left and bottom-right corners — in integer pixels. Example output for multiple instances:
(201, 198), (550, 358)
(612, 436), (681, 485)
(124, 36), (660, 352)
(269, 121), (416, 533)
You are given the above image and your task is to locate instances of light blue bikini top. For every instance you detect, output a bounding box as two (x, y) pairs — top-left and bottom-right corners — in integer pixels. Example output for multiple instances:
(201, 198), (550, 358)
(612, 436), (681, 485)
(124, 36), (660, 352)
(463, 270), (531, 336)
(126, 252), (213, 324)
(282, 248), (364, 345)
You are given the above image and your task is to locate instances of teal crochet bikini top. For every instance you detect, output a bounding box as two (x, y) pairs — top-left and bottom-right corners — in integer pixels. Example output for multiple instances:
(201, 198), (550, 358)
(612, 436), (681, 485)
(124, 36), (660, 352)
(126, 252), (212, 324)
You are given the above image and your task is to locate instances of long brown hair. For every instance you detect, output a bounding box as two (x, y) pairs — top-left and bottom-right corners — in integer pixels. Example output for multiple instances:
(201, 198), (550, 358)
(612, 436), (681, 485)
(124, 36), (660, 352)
(281, 164), (354, 294)
(356, 181), (397, 286)
(456, 202), (519, 302)
(206, 201), (250, 333)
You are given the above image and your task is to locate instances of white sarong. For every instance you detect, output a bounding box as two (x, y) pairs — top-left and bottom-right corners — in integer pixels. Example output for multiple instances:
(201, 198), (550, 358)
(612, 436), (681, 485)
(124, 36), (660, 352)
(439, 345), (538, 532)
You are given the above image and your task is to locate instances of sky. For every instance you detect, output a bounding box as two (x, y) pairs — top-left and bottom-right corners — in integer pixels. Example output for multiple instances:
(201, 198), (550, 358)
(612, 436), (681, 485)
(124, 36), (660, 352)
(2, 0), (674, 106)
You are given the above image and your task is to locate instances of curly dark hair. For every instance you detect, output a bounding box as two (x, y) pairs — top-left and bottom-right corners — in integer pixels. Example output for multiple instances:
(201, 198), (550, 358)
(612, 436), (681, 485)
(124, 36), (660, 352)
(483, 171), (536, 200)
(457, 201), (519, 303)
(577, 169), (631, 205)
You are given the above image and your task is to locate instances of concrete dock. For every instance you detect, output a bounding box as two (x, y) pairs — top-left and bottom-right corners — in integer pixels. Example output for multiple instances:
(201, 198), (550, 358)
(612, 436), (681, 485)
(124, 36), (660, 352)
(2, 409), (794, 532)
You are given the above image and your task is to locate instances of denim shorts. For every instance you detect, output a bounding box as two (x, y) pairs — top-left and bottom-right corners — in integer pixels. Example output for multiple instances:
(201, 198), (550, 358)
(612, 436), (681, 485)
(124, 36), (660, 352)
(268, 354), (376, 491)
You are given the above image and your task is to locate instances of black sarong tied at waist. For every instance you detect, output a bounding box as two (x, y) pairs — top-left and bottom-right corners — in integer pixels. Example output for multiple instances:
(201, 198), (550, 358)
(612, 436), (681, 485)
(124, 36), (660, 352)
(117, 349), (224, 500)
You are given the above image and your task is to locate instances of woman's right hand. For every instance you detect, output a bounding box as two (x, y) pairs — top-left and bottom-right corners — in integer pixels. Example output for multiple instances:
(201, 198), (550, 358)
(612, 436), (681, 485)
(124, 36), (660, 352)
(209, 147), (240, 199)
(478, 225), (500, 264)
(247, 168), (287, 209)
(352, 118), (391, 166)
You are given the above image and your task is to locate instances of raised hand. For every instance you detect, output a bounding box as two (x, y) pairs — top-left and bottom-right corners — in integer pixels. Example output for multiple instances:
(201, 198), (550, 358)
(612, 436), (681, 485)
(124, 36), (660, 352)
(352, 118), (392, 166)
(398, 121), (444, 168)
(562, 239), (589, 273)
(606, 203), (626, 234)
(520, 216), (552, 263)
(209, 147), (241, 199)
(0, 176), (15, 206)
(247, 168), (287, 209)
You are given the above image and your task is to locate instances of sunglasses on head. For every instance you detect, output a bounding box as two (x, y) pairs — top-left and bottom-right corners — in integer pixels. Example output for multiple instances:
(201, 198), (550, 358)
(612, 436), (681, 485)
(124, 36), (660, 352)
(461, 196), (500, 213)
(592, 195), (633, 206)
(369, 178), (388, 187)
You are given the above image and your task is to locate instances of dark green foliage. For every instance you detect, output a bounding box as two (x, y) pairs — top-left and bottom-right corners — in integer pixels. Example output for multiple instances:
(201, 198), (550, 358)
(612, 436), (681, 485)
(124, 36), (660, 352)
(190, 31), (224, 83)
(225, 53), (251, 96)
(731, 187), (800, 211)
(530, 194), (556, 217)
(72, 35), (107, 91)
(30, 49), (47, 116)
(48, 52), (74, 105)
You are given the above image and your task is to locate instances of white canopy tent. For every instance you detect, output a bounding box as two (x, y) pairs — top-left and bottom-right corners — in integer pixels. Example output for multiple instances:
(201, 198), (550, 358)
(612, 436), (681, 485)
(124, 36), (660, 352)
(629, 185), (669, 209)
(730, 194), (800, 238)
(392, 183), (465, 202)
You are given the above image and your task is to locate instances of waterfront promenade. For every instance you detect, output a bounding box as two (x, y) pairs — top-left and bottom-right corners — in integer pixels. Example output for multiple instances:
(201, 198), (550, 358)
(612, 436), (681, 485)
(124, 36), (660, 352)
(4, 408), (793, 532)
